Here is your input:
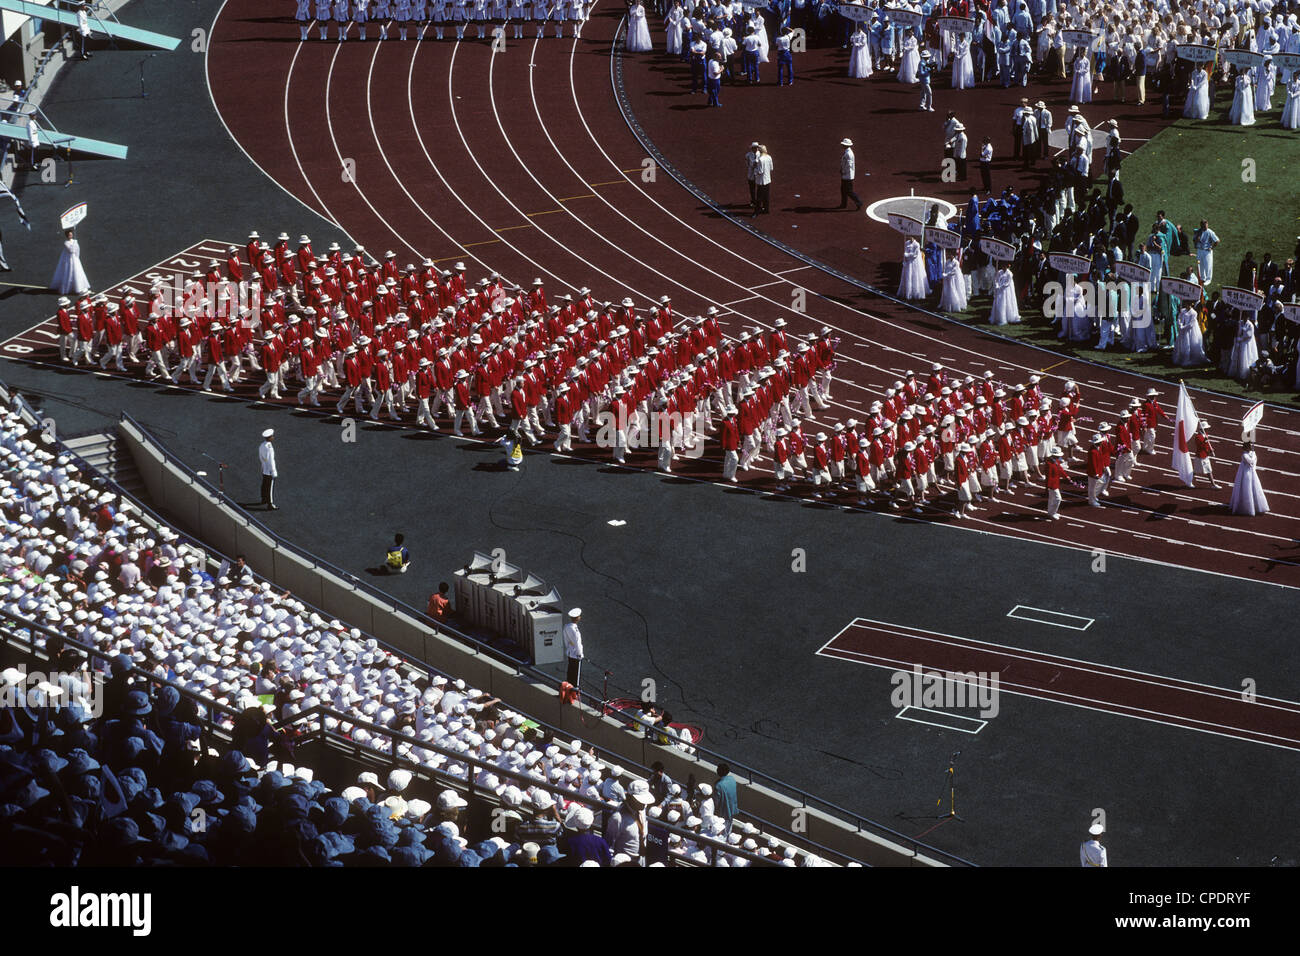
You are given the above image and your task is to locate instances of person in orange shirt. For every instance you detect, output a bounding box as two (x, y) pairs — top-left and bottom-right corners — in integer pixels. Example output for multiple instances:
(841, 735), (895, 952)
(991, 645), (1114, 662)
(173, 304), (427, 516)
(427, 581), (451, 620)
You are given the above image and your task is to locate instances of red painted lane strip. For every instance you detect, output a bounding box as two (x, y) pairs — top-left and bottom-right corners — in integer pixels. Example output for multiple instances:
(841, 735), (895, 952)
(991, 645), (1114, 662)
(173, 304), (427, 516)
(821, 621), (1300, 750)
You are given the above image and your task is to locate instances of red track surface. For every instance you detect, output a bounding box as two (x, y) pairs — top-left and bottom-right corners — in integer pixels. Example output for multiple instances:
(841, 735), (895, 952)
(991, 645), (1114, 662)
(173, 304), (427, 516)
(44, 1), (1298, 588)
(820, 619), (1300, 751)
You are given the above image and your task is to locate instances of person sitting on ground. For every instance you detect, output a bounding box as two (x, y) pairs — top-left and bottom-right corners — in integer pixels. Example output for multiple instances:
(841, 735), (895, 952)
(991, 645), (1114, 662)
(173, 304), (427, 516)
(1248, 351), (1281, 392)
(500, 426), (525, 471)
(384, 533), (411, 574)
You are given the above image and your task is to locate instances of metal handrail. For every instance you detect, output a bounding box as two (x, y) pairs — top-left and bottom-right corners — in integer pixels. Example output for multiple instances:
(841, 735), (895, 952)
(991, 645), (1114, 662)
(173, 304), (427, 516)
(116, 409), (974, 865)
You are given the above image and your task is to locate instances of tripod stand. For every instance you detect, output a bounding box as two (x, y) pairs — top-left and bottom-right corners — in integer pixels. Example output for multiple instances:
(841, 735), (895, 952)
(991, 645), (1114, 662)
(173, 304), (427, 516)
(935, 751), (964, 821)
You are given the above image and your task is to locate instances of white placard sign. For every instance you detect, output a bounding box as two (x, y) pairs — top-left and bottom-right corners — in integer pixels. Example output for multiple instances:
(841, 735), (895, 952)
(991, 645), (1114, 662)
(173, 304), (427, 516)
(888, 213), (925, 237)
(1242, 401), (1264, 434)
(60, 202), (88, 231)
(1048, 253), (1091, 275)
(1175, 44), (1217, 63)
(1113, 261), (1151, 285)
(925, 226), (962, 250)
(1220, 49), (1264, 69)
(934, 16), (975, 33)
(979, 237), (1016, 262)
(1221, 286), (1265, 312)
(1160, 277), (1203, 301)
(883, 7), (926, 28)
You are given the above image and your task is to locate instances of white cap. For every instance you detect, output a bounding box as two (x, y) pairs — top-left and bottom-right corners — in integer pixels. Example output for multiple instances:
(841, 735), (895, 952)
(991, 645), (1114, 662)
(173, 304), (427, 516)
(262, 429), (275, 439)
(567, 607), (582, 619)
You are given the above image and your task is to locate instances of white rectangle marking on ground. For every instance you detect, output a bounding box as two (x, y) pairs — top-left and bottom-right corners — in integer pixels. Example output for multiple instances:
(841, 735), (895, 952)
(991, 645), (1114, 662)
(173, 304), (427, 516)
(895, 707), (987, 734)
(1007, 605), (1095, 631)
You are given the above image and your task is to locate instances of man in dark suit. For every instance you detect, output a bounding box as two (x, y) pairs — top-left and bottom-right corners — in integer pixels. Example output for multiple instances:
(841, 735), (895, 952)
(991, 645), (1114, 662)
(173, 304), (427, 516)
(1105, 169), (1124, 225)
(1118, 203), (1140, 261)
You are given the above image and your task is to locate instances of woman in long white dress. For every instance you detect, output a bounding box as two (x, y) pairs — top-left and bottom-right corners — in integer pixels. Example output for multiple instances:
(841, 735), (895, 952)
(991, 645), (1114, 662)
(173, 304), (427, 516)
(51, 228), (90, 296)
(951, 32), (974, 89)
(1229, 443), (1270, 516)
(1172, 304), (1208, 365)
(898, 30), (920, 83)
(626, 1), (652, 51)
(1183, 65), (1210, 118)
(898, 237), (929, 299)
(849, 23), (873, 78)
(1066, 280), (1091, 342)
(1228, 315), (1259, 380)
(1127, 286), (1159, 351)
(749, 12), (769, 64)
(1228, 71), (1255, 125)
(938, 252), (967, 312)
(664, 1), (683, 55)
(1070, 51), (1092, 103)
(1255, 57), (1276, 112)
(990, 265), (1020, 324)
(1282, 75), (1300, 128)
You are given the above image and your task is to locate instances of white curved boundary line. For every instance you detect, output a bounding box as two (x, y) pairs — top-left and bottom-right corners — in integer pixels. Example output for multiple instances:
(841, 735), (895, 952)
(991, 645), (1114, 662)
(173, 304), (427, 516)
(204, 2), (349, 236)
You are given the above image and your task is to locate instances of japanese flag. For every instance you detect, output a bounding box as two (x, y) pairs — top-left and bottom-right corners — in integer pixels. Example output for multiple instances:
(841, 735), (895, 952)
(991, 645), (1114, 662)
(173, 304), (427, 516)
(1171, 381), (1199, 488)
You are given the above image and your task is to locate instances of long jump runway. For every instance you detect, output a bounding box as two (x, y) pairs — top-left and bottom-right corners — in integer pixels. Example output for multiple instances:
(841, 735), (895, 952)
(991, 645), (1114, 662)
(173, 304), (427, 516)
(819, 618), (1300, 752)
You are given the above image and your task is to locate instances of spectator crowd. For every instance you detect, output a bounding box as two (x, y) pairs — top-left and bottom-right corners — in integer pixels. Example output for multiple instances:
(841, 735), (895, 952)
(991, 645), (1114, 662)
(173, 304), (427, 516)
(0, 393), (842, 865)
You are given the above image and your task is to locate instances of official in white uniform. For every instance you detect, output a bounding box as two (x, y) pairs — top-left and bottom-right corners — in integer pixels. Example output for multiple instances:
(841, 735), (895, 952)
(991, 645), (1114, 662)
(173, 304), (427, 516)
(259, 428), (279, 510)
(563, 607), (584, 686)
(76, 3), (93, 58)
(1080, 823), (1108, 867)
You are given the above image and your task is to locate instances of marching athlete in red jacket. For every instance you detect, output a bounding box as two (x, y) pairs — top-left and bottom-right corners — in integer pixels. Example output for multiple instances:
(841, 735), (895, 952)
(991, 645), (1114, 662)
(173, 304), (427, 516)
(1043, 447), (1077, 520)
(720, 407), (741, 483)
(1085, 432), (1112, 507)
(1191, 421), (1217, 488)
(55, 296), (76, 363)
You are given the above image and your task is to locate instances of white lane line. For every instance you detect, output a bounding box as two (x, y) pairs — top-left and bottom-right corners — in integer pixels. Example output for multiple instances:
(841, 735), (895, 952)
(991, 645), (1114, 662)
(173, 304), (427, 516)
(206, 1), (345, 231)
(325, 35), (423, 259)
(1007, 605), (1095, 631)
(280, 16), (349, 232)
(895, 707), (987, 734)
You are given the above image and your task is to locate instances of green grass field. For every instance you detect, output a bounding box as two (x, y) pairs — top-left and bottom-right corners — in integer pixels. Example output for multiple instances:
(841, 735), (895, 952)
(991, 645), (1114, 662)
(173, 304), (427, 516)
(943, 84), (1300, 404)
(1119, 84), (1300, 289)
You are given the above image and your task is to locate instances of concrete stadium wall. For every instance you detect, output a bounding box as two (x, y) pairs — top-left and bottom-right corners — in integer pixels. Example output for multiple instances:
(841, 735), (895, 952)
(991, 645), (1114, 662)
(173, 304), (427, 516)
(117, 420), (946, 867)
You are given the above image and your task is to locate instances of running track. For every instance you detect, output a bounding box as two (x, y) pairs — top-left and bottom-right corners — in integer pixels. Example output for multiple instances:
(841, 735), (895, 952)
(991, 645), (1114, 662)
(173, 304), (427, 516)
(20, 1), (1300, 588)
(819, 618), (1300, 752)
